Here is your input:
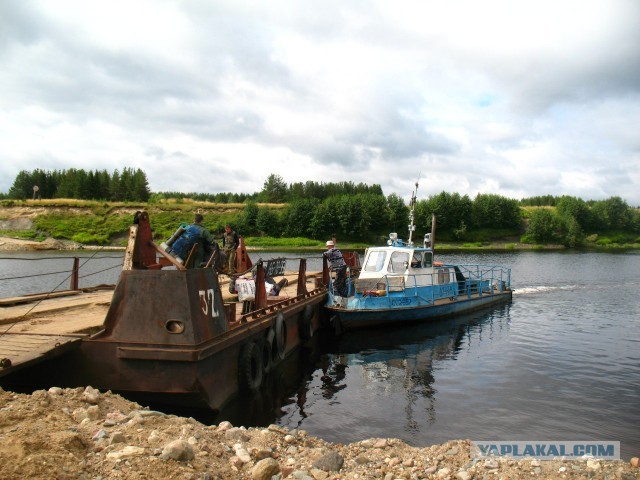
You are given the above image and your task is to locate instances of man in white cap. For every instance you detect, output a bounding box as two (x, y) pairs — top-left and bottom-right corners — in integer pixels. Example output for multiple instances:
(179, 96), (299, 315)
(324, 240), (348, 296)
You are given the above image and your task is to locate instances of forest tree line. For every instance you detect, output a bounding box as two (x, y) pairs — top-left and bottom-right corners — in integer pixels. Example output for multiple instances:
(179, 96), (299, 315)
(232, 191), (639, 246)
(6, 168), (151, 202)
(3, 170), (639, 246)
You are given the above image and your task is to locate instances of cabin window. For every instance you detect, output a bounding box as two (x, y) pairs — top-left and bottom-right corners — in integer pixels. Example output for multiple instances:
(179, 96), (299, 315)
(437, 268), (451, 284)
(364, 251), (387, 272)
(424, 252), (433, 268)
(411, 252), (423, 268)
(388, 252), (410, 273)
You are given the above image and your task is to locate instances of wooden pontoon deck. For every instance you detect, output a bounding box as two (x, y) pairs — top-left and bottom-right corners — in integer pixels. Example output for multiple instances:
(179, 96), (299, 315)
(0, 272), (321, 378)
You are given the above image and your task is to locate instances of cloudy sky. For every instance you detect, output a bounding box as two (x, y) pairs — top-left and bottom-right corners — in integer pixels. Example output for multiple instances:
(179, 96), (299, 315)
(1, 0), (639, 204)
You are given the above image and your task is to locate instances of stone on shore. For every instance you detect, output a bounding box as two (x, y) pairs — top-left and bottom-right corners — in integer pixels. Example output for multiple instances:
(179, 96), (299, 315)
(312, 450), (344, 472)
(251, 457), (280, 480)
(160, 439), (195, 461)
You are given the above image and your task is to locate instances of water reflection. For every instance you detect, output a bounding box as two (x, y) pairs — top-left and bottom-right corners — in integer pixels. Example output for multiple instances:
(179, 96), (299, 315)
(304, 306), (511, 435)
(210, 306), (511, 437)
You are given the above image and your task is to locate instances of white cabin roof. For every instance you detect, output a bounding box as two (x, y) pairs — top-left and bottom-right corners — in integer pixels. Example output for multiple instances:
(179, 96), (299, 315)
(359, 245), (435, 280)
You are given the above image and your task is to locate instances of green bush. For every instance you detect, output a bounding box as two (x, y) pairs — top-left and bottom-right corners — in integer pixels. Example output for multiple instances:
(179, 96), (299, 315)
(245, 236), (322, 248)
(0, 229), (39, 240)
(72, 232), (109, 245)
(596, 238), (612, 246)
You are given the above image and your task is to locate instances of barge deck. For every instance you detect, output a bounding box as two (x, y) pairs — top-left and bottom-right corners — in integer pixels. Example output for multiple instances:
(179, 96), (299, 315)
(0, 211), (328, 411)
(0, 271), (321, 378)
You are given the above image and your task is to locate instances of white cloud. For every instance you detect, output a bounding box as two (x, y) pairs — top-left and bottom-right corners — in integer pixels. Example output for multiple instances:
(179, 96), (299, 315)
(0, 0), (639, 205)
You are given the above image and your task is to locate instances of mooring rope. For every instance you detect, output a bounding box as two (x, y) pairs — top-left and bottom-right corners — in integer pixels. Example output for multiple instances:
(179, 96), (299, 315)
(0, 246), (110, 340)
(0, 269), (76, 281)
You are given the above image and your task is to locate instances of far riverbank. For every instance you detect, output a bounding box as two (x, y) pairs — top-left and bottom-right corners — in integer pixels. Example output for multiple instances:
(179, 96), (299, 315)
(3, 235), (637, 254)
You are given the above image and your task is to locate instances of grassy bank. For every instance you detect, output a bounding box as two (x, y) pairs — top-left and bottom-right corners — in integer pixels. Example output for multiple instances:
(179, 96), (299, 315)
(1, 199), (638, 251)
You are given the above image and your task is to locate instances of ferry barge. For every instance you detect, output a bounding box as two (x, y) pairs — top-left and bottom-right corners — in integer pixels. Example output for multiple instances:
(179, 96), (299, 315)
(0, 212), (327, 411)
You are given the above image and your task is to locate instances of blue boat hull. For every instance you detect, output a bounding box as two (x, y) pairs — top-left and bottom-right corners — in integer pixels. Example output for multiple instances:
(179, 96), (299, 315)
(325, 290), (512, 330)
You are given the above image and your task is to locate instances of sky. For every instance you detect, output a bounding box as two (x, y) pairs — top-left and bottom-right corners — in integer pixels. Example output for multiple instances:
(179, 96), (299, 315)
(1, 0), (639, 205)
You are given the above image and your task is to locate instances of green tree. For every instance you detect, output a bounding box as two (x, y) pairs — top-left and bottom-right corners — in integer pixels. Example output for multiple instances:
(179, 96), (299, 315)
(260, 174), (288, 203)
(56, 168), (80, 198)
(472, 194), (521, 229)
(242, 201), (259, 233)
(386, 193), (408, 234)
(310, 202), (333, 238)
(120, 168), (134, 201)
(8, 170), (33, 199)
(525, 208), (559, 243)
(31, 169), (55, 198)
(256, 207), (281, 237)
(560, 215), (584, 247)
(357, 193), (388, 238)
(520, 195), (559, 207)
(283, 199), (318, 237)
(415, 192), (472, 233)
(556, 196), (591, 230)
(591, 196), (631, 230)
(95, 169), (112, 200)
(129, 168), (151, 202)
(110, 170), (125, 201)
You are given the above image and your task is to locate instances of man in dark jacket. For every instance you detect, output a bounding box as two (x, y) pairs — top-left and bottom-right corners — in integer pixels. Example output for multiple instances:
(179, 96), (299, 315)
(222, 224), (239, 274)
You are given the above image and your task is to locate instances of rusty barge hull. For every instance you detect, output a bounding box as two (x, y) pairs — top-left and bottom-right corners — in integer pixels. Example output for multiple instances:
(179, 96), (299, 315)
(71, 269), (325, 410)
(1, 211), (328, 412)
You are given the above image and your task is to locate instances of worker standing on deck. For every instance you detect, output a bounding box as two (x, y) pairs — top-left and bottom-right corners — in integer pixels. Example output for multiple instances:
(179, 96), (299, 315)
(222, 224), (240, 275)
(171, 214), (215, 267)
(324, 240), (348, 296)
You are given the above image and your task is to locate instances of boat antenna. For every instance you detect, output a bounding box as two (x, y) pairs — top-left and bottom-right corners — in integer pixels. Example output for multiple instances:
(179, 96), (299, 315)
(407, 176), (420, 246)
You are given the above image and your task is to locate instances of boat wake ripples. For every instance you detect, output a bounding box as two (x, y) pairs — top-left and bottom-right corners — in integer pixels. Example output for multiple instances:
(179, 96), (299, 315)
(513, 284), (579, 295)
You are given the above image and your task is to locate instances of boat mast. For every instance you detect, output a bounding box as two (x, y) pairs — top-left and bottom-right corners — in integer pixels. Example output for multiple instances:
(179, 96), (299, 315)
(407, 179), (419, 246)
(430, 213), (436, 251)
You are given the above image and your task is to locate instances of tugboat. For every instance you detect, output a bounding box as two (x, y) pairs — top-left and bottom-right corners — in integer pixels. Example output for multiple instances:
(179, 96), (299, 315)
(325, 182), (512, 332)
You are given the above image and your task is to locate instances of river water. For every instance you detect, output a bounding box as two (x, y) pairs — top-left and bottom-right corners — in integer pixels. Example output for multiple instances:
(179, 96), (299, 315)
(1, 250), (639, 459)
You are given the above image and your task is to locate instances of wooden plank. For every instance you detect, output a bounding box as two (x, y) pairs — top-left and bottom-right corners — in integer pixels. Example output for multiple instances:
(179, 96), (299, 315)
(0, 333), (83, 378)
(0, 290), (81, 307)
(0, 290), (112, 331)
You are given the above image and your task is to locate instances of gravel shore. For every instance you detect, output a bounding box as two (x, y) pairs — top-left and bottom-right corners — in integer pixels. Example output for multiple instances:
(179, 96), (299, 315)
(0, 386), (637, 480)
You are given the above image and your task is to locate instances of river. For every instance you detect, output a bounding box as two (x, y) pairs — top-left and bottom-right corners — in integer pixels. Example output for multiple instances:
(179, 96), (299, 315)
(1, 250), (639, 459)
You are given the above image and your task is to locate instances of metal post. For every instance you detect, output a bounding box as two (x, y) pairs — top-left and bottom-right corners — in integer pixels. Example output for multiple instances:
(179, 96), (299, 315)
(296, 259), (307, 295)
(70, 257), (79, 290)
(322, 255), (330, 286)
(254, 261), (267, 310)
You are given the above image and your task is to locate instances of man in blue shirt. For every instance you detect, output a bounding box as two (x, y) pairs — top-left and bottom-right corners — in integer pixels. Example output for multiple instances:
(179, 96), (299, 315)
(171, 214), (215, 267)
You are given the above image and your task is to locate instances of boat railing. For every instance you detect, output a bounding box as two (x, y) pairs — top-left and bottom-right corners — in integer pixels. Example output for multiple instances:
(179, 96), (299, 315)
(454, 264), (511, 297)
(346, 263), (511, 305)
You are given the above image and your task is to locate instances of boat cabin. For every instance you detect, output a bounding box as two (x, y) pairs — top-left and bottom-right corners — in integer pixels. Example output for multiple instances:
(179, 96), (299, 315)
(356, 233), (457, 291)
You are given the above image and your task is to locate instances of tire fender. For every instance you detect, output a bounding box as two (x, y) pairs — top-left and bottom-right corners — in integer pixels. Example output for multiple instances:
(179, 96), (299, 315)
(259, 336), (273, 374)
(298, 304), (314, 341)
(238, 341), (263, 391)
(274, 312), (287, 360)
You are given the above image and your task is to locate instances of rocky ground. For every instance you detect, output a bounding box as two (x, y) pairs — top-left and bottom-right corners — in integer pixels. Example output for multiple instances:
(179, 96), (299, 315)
(0, 386), (637, 480)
